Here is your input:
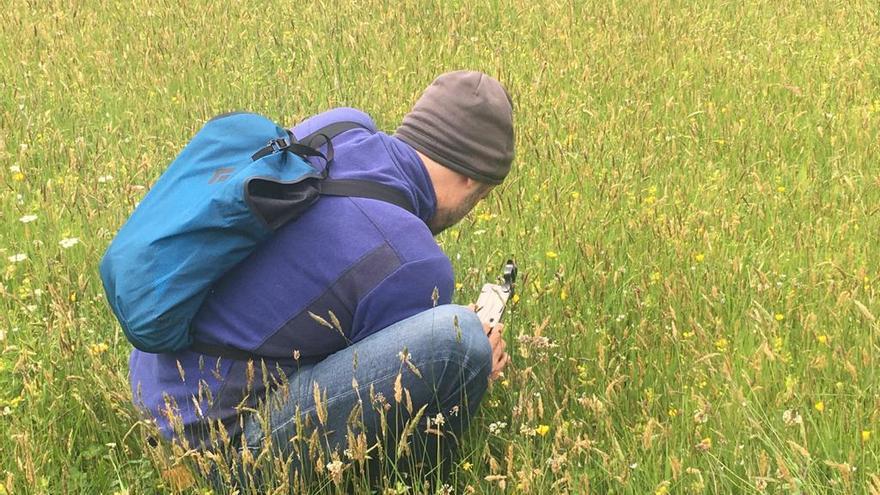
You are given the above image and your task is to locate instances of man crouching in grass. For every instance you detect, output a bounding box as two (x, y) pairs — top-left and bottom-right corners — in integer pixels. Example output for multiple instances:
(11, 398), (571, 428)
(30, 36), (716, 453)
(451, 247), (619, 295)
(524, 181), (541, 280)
(131, 70), (515, 491)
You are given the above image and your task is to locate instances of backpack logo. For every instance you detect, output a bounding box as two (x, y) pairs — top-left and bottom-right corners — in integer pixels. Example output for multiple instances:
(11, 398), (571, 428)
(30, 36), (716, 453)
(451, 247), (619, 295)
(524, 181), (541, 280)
(208, 167), (235, 184)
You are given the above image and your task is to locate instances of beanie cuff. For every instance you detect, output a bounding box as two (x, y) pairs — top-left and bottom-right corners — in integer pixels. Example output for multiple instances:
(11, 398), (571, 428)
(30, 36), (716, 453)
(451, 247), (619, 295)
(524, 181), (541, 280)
(395, 128), (504, 185)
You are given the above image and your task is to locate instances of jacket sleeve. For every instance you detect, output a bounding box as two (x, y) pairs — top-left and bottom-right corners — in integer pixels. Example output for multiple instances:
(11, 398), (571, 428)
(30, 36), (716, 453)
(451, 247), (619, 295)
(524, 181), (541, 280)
(350, 255), (454, 342)
(291, 107), (377, 141)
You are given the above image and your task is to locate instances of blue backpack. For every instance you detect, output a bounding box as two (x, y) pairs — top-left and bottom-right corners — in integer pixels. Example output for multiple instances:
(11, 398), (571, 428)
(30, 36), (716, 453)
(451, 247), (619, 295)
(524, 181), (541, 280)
(99, 112), (413, 358)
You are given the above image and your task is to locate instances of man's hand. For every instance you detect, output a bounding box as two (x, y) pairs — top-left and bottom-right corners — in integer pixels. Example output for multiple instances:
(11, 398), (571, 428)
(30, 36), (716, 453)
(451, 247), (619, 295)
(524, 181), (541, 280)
(468, 303), (511, 382)
(484, 321), (510, 382)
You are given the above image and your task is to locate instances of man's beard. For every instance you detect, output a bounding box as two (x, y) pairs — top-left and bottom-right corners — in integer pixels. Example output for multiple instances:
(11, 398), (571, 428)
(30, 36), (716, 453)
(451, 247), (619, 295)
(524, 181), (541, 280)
(428, 187), (486, 236)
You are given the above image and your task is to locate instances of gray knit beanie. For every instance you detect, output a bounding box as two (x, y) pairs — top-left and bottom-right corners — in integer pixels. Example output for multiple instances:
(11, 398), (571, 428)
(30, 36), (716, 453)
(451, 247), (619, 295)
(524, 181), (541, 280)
(394, 70), (515, 185)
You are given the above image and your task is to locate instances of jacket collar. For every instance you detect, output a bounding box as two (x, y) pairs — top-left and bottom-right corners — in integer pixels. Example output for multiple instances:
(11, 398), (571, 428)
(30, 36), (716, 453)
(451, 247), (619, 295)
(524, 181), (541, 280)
(384, 135), (437, 224)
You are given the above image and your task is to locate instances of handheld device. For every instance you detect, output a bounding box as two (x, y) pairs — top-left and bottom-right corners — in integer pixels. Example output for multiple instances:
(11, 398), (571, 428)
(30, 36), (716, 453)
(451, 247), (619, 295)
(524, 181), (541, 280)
(475, 259), (517, 329)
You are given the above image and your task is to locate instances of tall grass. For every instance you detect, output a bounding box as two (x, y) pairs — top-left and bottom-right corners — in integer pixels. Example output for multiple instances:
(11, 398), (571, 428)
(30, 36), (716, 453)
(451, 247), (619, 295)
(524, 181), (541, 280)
(1, 0), (879, 492)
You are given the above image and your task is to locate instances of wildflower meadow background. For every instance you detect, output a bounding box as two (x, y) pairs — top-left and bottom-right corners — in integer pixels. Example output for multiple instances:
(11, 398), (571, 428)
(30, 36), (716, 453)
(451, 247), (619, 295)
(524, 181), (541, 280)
(2, 0), (880, 493)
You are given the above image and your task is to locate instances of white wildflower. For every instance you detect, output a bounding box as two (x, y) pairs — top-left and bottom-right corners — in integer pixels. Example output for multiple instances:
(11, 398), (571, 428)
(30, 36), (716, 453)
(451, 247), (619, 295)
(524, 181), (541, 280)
(18, 214), (37, 223)
(97, 174), (113, 183)
(59, 237), (80, 249)
(782, 409), (803, 426)
(488, 421), (507, 434)
(693, 408), (709, 424)
(7, 253), (27, 263)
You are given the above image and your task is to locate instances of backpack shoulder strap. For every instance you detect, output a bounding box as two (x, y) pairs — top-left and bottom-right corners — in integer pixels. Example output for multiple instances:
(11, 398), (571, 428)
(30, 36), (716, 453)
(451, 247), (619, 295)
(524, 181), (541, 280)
(298, 120), (372, 148)
(319, 179), (415, 215)
(303, 121), (416, 215)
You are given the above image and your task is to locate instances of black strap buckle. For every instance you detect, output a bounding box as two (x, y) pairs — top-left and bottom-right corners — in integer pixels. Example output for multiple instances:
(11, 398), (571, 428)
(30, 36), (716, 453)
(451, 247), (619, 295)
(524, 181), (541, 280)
(268, 136), (291, 154)
(252, 130), (298, 161)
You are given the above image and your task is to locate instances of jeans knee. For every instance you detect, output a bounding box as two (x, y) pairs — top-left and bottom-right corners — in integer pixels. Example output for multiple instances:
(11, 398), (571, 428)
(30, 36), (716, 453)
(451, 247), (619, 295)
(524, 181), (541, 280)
(429, 305), (492, 380)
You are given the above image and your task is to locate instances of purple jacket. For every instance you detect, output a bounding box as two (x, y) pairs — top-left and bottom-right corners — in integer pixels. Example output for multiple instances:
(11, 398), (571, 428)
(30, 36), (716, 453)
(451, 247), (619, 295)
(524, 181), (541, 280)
(129, 108), (453, 446)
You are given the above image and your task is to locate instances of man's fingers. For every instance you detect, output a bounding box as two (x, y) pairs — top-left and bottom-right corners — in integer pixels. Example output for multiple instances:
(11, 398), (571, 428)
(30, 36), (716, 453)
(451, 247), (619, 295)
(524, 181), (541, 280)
(488, 329), (505, 350)
(486, 323), (505, 339)
(484, 321), (509, 384)
(482, 321), (505, 337)
(489, 352), (511, 382)
(481, 321), (492, 336)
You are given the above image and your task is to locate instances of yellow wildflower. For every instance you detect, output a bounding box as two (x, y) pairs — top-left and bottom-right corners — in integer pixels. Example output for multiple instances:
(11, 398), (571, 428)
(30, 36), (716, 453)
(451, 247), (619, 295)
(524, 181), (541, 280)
(814, 401), (825, 413)
(862, 430), (872, 442)
(89, 342), (110, 356)
(13, 172), (25, 181)
(775, 313), (784, 322)
(571, 191), (580, 200)
(461, 461), (473, 471)
(560, 290), (568, 301)
(817, 334), (827, 345)
(546, 251), (558, 259)
(695, 437), (712, 451)
(694, 253), (705, 263)
(777, 186), (786, 193)
(773, 336), (784, 351)
(512, 294), (520, 304)
(577, 364), (589, 383)
(655, 481), (671, 495)
(535, 425), (550, 437)
(715, 338), (728, 352)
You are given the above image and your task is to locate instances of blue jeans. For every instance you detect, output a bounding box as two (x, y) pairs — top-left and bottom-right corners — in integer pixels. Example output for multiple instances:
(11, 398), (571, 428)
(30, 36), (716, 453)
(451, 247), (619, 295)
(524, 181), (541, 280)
(220, 305), (492, 489)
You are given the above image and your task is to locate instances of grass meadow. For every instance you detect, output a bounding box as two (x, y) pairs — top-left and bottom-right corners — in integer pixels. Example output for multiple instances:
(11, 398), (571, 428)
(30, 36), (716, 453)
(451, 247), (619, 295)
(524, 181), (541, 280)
(2, 0), (880, 493)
